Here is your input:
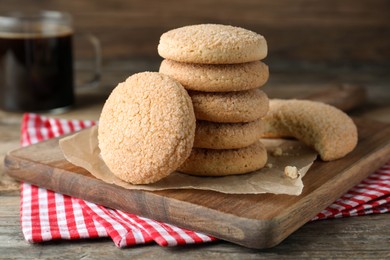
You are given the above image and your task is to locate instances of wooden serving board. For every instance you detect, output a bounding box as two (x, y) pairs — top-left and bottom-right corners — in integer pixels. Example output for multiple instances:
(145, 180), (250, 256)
(4, 118), (390, 249)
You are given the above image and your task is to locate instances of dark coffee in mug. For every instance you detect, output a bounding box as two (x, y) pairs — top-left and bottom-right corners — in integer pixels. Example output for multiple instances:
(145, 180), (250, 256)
(0, 26), (74, 112)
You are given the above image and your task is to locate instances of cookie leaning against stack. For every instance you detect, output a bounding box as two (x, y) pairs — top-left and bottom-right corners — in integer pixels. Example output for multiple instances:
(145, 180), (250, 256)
(98, 72), (196, 184)
(158, 24), (269, 176)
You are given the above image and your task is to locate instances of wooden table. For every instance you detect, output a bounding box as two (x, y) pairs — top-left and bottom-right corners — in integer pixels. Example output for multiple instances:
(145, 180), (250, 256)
(1, 60), (389, 259)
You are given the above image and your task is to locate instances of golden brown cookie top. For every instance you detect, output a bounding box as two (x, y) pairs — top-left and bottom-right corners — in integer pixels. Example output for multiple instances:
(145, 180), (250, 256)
(158, 24), (267, 64)
(263, 99), (358, 161)
(98, 72), (196, 184)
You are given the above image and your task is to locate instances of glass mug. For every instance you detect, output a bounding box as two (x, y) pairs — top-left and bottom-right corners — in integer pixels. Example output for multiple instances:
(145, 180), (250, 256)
(0, 11), (101, 113)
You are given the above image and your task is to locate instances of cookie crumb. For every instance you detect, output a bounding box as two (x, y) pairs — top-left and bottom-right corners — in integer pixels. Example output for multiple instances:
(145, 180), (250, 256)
(266, 163), (273, 168)
(284, 166), (299, 179)
(272, 147), (283, 157)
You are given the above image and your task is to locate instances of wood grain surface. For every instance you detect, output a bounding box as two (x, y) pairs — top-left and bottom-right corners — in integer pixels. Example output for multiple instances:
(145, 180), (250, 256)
(5, 118), (390, 249)
(2, 0), (389, 68)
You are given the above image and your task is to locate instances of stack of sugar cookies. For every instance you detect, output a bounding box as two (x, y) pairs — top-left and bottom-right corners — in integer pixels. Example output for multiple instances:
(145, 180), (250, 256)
(158, 24), (269, 177)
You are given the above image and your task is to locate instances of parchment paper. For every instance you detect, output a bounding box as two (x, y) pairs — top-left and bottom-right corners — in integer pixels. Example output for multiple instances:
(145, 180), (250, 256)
(59, 126), (318, 195)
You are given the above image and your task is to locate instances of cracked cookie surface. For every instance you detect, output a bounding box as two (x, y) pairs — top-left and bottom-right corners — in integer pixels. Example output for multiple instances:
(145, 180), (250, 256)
(98, 72), (196, 184)
(158, 24), (267, 64)
(262, 99), (358, 161)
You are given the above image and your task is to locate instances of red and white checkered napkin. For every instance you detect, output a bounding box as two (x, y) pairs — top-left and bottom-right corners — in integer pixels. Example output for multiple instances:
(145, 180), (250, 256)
(20, 113), (390, 247)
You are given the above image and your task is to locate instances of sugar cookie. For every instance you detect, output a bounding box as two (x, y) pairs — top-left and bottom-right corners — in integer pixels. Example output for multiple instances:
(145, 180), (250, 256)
(178, 140), (268, 176)
(158, 24), (267, 64)
(189, 88), (269, 123)
(159, 59), (269, 92)
(262, 99), (358, 161)
(98, 72), (196, 184)
(194, 119), (264, 149)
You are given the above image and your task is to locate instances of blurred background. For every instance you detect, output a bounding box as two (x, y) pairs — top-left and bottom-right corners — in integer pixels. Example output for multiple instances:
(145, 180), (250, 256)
(2, 0), (389, 103)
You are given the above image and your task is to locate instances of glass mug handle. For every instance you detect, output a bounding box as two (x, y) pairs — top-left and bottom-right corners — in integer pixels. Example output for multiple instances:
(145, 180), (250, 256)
(74, 33), (102, 89)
